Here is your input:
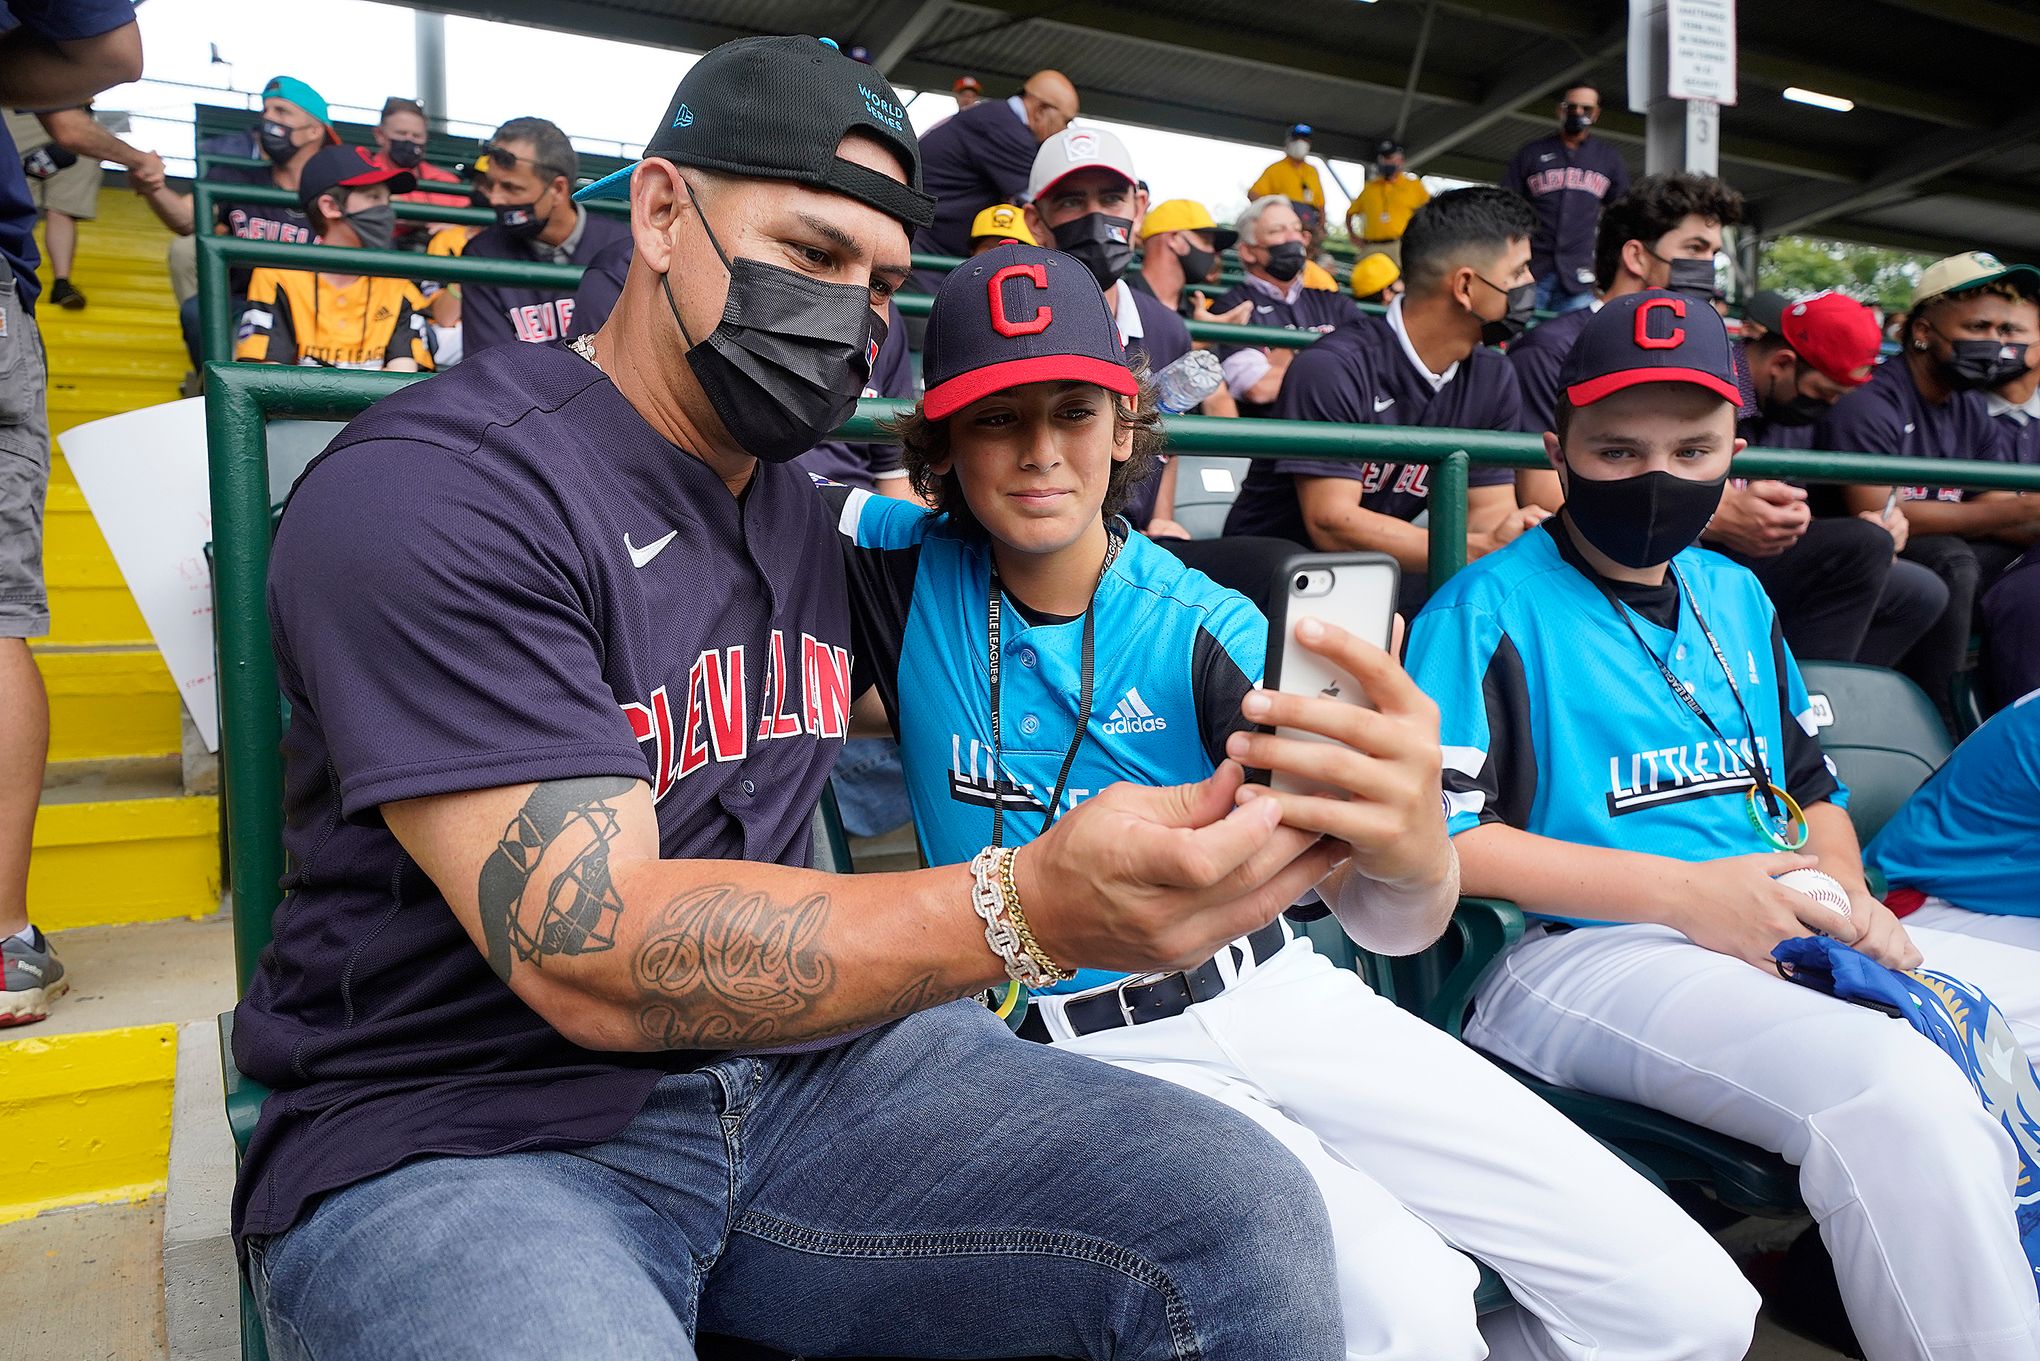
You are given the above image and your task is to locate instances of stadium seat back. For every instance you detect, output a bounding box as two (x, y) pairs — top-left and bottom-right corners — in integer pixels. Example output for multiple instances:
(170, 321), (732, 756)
(1797, 662), (1951, 844)
(1169, 455), (1249, 539)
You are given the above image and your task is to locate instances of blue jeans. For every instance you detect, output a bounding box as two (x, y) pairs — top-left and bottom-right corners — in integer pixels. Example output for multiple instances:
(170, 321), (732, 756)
(830, 736), (912, 838)
(1533, 273), (1594, 315)
(247, 1000), (1343, 1360)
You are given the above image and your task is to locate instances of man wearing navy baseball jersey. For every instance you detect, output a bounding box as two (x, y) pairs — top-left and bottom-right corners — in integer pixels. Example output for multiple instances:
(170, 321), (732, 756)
(1408, 290), (2040, 1361)
(1815, 252), (2040, 722)
(910, 69), (1075, 273)
(461, 116), (629, 353)
(832, 243), (1758, 1361)
(1224, 188), (1548, 615)
(1979, 290), (2040, 709)
(1501, 84), (1629, 315)
(236, 37), (1347, 1360)
(1211, 195), (1360, 419)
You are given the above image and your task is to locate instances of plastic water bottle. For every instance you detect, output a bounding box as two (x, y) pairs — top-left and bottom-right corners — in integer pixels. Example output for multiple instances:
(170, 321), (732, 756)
(1152, 349), (1223, 414)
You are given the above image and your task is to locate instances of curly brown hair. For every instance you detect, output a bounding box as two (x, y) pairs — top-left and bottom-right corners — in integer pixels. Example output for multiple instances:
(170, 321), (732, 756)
(889, 373), (1166, 536)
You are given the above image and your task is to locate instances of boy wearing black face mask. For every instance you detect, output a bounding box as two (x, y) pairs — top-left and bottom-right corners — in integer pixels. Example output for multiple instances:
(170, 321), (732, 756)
(234, 146), (434, 372)
(1224, 187), (1546, 617)
(1410, 289), (2040, 1361)
(460, 115), (630, 354)
(1815, 252), (2040, 723)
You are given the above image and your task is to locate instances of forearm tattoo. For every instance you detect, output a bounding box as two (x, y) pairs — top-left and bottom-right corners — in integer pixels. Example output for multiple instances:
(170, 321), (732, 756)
(632, 884), (838, 1047)
(478, 776), (638, 980)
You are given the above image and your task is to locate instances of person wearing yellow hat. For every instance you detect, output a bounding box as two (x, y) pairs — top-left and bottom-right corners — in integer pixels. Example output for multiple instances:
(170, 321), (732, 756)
(1132, 198), (1238, 319)
(1348, 251), (1401, 307)
(966, 202), (1034, 254)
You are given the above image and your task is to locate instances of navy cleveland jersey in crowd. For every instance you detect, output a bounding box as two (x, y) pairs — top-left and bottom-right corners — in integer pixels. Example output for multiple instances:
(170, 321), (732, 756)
(1501, 134), (1630, 295)
(800, 301), (914, 489)
(1812, 356), (2014, 510)
(1209, 280), (1361, 419)
(1505, 305), (1589, 434)
(1117, 282), (1192, 525)
(1989, 399), (2040, 466)
(235, 340), (854, 1244)
(461, 209), (632, 352)
(1407, 522), (1843, 927)
(826, 485), (1262, 994)
(1224, 307), (1520, 543)
(913, 98), (1038, 260)
(566, 233), (633, 336)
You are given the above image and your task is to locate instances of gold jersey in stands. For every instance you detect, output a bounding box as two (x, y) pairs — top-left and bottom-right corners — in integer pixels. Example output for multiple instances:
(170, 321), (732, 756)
(235, 267), (436, 370)
(1248, 157), (1325, 210)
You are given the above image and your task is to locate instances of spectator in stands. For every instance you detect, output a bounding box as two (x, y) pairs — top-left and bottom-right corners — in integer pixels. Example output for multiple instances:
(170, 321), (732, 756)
(1502, 84), (1629, 315)
(911, 69), (1076, 271)
(1345, 138), (1428, 266)
(461, 116), (629, 352)
(1223, 187), (1547, 615)
(1978, 290), (2040, 708)
(1816, 251), (2040, 722)
(2, 104), (159, 309)
(1738, 288), (1788, 344)
(233, 146), (433, 372)
(137, 75), (339, 370)
(1248, 123), (1326, 242)
(1210, 195), (1358, 418)
(951, 74), (982, 110)
(839, 240), (1759, 1361)
(1348, 251), (1401, 307)
(1511, 175), (1939, 666)
(239, 37), (1348, 1357)
(0, 0), (143, 1029)
(1410, 289), (2040, 1361)
(371, 96), (469, 240)
(1130, 198), (1240, 320)
(966, 201), (1033, 255)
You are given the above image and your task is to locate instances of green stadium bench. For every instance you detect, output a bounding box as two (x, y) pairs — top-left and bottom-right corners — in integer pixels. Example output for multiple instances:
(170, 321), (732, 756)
(1798, 661), (1952, 845)
(1169, 455), (1250, 540)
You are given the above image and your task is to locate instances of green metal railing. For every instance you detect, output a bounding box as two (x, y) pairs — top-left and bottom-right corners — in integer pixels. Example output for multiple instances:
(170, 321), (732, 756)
(205, 361), (2040, 987)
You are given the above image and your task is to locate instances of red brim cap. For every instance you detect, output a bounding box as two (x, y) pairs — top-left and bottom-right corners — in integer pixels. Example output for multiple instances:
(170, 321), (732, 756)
(1557, 291), (1743, 410)
(924, 354), (1138, 420)
(1565, 368), (1743, 408)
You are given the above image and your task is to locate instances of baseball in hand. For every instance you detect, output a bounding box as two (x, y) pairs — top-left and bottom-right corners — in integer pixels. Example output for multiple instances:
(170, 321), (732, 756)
(1775, 868), (1853, 920)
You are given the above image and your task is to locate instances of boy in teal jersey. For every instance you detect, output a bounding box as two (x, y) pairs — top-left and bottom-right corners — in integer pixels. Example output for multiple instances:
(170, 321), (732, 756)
(1409, 288), (2040, 1360)
(829, 244), (1758, 1361)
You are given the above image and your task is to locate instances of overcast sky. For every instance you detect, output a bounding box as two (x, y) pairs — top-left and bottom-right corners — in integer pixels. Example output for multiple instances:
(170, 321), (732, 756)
(94, 0), (1428, 227)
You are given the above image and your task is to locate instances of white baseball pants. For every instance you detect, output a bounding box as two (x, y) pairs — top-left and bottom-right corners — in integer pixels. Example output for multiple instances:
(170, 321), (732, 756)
(1467, 920), (2040, 1361)
(1035, 934), (1759, 1361)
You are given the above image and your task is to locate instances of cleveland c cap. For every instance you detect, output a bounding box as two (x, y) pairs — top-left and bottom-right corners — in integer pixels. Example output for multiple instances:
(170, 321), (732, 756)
(921, 242), (1138, 420)
(575, 35), (933, 229)
(297, 145), (415, 213)
(1559, 288), (1742, 408)
(1776, 291), (1882, 388)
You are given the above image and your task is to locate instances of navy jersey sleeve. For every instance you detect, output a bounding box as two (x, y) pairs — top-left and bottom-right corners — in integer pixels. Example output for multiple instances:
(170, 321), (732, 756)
(269, 444), (650, 821)
(569, 237), (631, 336)
(1407, 600), (1538, 837)
(1191, 592), (1268, 768)
(1771, 612), (1844, 810)
(1813, 381), (1904, 457)
(1469, 354), (1524, 488)
(819, 481), (932, 718)
(5, 0), (135, 39)
(1499, 145), (1530, 199)
(1267, 342), (1376, 482)
(1510, 336), (1564, 435)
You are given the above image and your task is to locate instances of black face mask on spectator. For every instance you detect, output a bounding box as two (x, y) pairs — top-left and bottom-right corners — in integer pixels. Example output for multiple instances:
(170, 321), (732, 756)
(345, 204), (397, 252)
(1260, 240), (1307, 283)
(1562, 110), (1593, 135)
(259, 120), (301, 163)
(386, 139), (425, 170)
(1660, 256), (1720, 301)
(1933, 331), (2029, 390)
(1176, 239), (1217, 286)
(1561, 462), (1727, 569)
(1763, 367), (1830, 427)
(494, 188), (554, 241)
(1474, 273), (1537, 346)
(1051, 213), (1135, 290)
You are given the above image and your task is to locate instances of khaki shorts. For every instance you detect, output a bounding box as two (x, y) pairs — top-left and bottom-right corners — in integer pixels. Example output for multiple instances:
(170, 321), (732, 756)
(0, 281), (50, 639)
(31, 154), (99, 220)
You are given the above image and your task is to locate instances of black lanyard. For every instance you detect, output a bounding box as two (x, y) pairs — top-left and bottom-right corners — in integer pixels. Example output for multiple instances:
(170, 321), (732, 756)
(1594, 564), (1783, 823)
(986, 532), (1122, 849)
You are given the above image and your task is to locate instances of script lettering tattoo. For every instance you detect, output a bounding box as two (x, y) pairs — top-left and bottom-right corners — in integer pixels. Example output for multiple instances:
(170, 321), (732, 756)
(632, 883), (837, 1047)
(477, 776), (639, 980)
(885, 972), (969, 1017)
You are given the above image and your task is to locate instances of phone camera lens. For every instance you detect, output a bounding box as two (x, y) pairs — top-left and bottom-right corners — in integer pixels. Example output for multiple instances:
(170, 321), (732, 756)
(1294, 573), (1309, 591)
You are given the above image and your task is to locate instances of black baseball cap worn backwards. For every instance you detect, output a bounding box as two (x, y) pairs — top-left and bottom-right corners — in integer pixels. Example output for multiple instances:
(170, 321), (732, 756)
(576, 34), (934, 229)
(1559, 288), (1742, 409)
(922, 243), (1139, 420)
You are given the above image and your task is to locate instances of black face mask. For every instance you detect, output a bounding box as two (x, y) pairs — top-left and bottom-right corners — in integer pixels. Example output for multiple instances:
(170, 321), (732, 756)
(257, 120), (300, 164)
(1177, 242), (1217, 286)
(1475, 274), (1538, 346)
(667, 180), (883, 464)
(1261, 240), (1307, 283)
(1662, 256), (1720, 301)
(385, 138), (425, 170)
(1376, 161), (1399, 178)
(343, 204), (397, 253)
(1763, 369), (1829, 427)
(1561, 463), (1728, 569)
(1936, 333), (2029, 391)
(1051, 212), (1135, 290)
(1562, 111), (1593, 135)
(494, 189), (553, 241)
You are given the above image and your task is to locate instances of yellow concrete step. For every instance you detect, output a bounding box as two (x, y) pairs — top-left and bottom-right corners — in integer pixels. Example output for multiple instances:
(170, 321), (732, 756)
(34, 647), (181, 763)
(0, 1025), (177, 1223)
(30, 795), (220, 931)
(38, 479), (151, 646)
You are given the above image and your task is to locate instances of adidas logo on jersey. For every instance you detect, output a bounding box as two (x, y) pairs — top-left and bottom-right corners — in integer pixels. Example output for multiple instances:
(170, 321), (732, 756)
(1102, 687), (1167, 735)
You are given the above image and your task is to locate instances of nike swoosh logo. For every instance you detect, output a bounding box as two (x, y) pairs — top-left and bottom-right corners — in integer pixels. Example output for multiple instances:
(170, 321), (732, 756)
(1373, 396), (1395, 412)
(1257, 305), (1274, 313)
(626, 529), (679, 569)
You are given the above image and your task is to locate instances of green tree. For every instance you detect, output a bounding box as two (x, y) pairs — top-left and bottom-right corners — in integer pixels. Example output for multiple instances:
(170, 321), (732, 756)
(1758, 237), (1933, 314)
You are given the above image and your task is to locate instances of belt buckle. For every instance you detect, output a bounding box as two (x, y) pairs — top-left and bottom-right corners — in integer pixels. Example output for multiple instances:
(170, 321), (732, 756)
(1112, 972), (1164, 1028)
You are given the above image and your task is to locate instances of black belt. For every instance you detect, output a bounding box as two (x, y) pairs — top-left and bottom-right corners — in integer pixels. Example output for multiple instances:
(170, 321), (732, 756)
(1016, 920), (1290, 1043)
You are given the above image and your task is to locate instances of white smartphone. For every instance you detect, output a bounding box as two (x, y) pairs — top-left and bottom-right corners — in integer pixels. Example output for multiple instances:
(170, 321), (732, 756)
(1259, 552), (1401, 796)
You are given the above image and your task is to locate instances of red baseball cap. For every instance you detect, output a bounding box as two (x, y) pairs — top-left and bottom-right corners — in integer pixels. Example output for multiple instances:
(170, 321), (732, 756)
(1775, 291), (1882, 388)
(1558, 289), (1742, 409)
(921, 243), (1137, 420)
(297, 145), (415, 213)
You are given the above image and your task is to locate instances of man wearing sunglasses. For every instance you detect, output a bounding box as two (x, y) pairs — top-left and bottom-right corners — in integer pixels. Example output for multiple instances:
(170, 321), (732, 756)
(1501, 84), (1630, 316)
(461, 115), (628, 354)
